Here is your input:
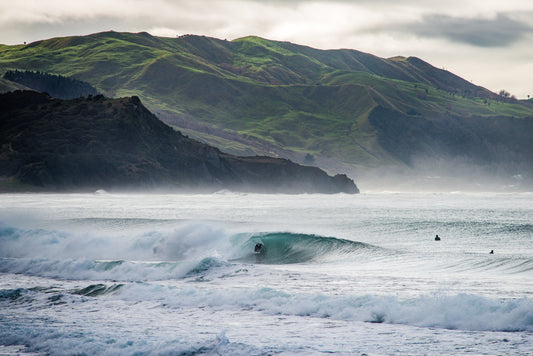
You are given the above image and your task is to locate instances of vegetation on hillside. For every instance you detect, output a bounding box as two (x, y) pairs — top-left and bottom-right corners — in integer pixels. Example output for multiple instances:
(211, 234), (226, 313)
(1, 31), (532, 183)
(3, 70), (98, 99)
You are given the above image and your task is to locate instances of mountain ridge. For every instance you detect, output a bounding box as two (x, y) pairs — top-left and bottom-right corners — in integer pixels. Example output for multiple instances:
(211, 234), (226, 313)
(1, 31), (532, 189)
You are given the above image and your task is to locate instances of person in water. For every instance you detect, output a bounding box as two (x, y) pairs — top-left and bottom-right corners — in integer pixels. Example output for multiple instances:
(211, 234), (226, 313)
(254, 242), (266, 262)
(490, 250), (494, 254)
(435, 234), (441, 241)
(254, 243), (264, 254)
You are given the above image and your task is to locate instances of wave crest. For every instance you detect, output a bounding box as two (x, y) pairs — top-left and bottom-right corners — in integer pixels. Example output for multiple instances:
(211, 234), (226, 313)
(236, 232), (377, 264)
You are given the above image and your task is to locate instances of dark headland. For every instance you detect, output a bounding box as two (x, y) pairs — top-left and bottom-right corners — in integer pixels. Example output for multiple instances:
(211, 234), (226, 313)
(0, 90), (358, 194)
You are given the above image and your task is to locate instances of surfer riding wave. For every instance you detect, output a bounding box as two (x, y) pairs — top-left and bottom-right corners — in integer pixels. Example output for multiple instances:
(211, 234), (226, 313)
(254, 242), (266, 262)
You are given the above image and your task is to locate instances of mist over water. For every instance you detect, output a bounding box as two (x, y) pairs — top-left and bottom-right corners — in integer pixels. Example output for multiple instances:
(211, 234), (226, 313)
(350, 154), (533, 193)
(0, 192), (532, 355)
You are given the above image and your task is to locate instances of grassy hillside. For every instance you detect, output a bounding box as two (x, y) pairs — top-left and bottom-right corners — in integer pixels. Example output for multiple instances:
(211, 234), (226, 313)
(1, 31), (532, 186)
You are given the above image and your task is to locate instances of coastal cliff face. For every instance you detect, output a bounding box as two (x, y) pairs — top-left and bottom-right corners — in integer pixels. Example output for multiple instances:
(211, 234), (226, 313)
(0, 91), (358, 193)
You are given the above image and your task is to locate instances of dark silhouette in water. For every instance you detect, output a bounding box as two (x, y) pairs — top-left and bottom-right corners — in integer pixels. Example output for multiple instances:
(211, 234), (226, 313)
(490, 250), (494, 254)
(254, 243), (266, 262)
(435, 235), (441, 241)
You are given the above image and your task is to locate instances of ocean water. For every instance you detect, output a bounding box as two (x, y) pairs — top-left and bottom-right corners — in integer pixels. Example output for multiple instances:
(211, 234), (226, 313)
(0, 191), (532, 355)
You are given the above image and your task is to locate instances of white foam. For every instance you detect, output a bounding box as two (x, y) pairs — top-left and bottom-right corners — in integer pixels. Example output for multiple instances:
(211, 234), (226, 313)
(0, 219), (249, 281)
(0, 221), (231, 261)
(1, 192), (532, 355)
(113, 283), (533, 332)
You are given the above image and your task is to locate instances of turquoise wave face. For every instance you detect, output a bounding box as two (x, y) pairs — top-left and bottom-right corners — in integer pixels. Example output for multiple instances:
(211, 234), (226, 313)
(234, 232), (376, 264)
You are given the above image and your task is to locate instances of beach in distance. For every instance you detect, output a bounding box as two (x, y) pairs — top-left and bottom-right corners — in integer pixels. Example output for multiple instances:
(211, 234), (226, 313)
(1, 191), (532, 355)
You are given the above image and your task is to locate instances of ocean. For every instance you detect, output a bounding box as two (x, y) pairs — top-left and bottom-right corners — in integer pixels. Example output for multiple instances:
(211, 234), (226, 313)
(0, 191), (532, 355)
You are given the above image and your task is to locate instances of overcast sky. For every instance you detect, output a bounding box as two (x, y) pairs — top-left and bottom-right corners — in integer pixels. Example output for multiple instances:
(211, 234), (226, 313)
(1, 0), (532, 98)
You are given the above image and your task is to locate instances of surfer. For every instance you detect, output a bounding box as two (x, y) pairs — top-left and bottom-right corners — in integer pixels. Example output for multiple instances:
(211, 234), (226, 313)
(254, 242), (264, 254)
(434, 234), (441, 241)
(254, 242), (266, 262)
(490, 250), (494, 254)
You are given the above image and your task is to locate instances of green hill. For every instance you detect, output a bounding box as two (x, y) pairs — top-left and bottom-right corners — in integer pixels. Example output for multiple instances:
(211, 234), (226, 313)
(1, 31), (532, 188)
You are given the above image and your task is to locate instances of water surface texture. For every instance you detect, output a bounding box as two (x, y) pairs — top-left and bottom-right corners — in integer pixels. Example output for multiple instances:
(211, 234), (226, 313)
(1, 192), (532, 355)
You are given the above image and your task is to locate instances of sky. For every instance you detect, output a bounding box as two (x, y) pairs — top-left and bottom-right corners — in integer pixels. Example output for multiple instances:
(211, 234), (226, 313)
(1, 0), (532, 98)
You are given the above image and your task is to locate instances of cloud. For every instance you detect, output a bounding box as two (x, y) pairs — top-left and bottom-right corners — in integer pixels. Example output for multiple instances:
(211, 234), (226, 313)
(401, 13), (533, 47)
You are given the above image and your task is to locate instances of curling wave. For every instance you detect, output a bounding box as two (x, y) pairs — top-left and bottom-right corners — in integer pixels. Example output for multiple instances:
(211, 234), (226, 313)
(234, 232), (378, 264)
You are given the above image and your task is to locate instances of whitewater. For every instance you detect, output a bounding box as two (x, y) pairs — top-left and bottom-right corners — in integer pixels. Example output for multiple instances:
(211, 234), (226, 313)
(0, 191), (532, 355)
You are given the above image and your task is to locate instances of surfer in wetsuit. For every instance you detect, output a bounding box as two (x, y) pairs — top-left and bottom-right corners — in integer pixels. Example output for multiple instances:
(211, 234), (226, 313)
(490, 250), (494, 254)
(254, 242), (266, 262)
(435, 234), (441, 241)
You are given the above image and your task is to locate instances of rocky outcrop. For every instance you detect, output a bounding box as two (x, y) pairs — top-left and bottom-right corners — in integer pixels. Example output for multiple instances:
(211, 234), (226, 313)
(0, 91), (358, 193)
(220, 155), (358, 193)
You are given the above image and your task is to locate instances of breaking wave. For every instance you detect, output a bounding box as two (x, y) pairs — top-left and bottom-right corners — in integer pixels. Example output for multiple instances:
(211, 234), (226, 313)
(116, 284), (533, 332)
(0, 220), (381, 280)
(234, 232), (379, 264)
(3, 282), (532, 333)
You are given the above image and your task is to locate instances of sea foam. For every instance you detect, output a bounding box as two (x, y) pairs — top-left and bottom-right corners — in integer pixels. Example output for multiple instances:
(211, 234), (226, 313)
(113, 283), (533, 332)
